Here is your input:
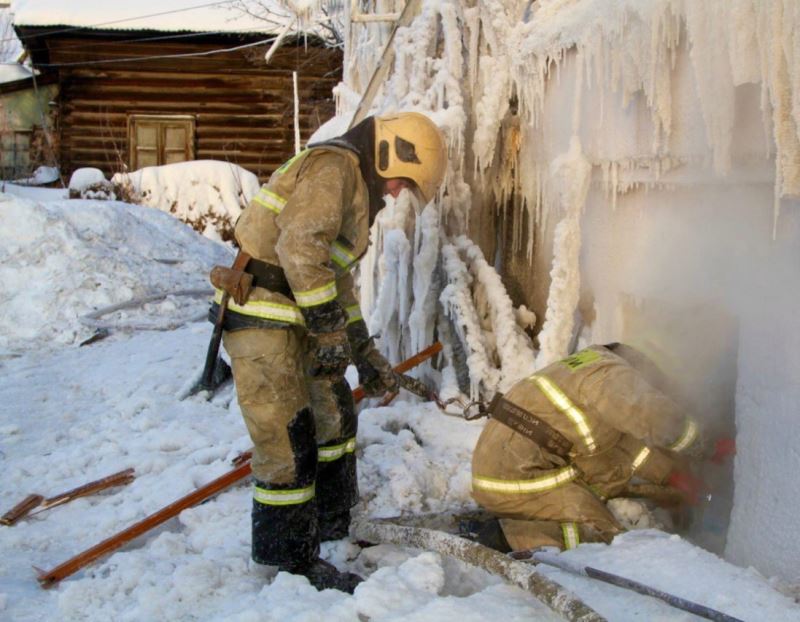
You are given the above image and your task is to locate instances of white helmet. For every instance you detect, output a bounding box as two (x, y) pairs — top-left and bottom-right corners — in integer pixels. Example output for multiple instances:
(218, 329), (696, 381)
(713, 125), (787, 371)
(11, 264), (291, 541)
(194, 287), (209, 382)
(373, 112), (447, 203)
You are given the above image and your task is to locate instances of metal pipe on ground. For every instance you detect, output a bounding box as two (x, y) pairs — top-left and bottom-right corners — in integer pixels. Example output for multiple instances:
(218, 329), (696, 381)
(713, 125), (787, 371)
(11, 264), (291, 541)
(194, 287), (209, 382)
(530, 550), (744, 622)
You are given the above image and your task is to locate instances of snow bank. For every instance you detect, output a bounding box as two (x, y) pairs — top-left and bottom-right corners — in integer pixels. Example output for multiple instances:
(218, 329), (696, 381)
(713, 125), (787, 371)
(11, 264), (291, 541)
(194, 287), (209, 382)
(0, 191), (230, 352)
(1, 177), (798, 622)
(13, 166), (60, 186)
(112, 160), (260, 242)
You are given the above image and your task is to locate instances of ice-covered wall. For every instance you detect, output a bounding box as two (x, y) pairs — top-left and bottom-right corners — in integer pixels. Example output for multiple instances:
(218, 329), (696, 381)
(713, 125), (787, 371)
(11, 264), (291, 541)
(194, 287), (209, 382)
(311, 0), (800, 581)
(485, 2), (800, 582)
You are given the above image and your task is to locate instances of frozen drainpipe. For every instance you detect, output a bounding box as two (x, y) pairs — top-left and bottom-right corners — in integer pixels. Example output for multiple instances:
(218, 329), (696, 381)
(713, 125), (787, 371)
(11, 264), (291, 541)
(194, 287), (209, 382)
(350, 0), (399, 22)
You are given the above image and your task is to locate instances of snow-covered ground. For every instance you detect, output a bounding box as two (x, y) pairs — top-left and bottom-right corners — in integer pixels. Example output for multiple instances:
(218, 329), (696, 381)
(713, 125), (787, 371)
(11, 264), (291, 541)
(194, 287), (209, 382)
(1, 186), (799, 621)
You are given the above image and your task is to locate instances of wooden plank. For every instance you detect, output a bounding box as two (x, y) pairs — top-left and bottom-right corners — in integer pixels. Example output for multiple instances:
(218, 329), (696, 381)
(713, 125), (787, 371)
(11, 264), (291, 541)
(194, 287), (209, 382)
(350, 0), (423, 128)
(64, 95), (292, 109)
(64, 112), (286, 125)
(63, 75), (334, 91)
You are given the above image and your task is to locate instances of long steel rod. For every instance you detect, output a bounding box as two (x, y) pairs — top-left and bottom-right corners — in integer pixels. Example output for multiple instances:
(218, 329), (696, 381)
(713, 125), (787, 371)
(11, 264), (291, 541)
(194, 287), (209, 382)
(532, 551), (744, 622)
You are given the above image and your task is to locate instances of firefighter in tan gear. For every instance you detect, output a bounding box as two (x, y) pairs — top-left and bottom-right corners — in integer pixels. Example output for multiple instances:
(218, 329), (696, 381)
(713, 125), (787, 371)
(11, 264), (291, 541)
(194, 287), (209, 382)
(471, 343), (709, 553)
(211, 112), (447, 592)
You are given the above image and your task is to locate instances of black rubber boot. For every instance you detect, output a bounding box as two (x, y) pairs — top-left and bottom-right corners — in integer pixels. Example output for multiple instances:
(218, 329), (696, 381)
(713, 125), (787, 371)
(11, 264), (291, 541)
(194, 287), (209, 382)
(458, 517), (512, 553)
(319, 508), (351, 541)
(316, 377), (359, 541)
(298, 558), (363, 593)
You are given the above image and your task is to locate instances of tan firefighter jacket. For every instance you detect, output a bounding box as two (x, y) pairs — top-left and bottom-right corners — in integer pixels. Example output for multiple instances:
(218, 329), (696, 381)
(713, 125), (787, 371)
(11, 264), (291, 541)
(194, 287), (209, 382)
(472, 345), (701, 501)
(217, 146), (370, 326)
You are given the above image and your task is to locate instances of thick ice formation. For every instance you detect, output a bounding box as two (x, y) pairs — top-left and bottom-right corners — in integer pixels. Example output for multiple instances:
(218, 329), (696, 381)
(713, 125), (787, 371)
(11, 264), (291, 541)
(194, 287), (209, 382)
(328, 0), (800, 399)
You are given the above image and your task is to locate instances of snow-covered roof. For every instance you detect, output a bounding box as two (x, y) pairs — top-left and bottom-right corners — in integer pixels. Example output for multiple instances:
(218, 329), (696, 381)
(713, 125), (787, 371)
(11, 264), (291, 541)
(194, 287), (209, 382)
(0, 61), (31, 84)
(11, 0), (296, 35)
(0, 6), (23, 61)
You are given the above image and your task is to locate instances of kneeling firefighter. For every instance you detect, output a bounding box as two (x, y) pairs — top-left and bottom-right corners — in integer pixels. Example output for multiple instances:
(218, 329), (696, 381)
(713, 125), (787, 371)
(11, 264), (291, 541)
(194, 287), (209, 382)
(209, 112), (447, 592)
(470, 343), (730, 553)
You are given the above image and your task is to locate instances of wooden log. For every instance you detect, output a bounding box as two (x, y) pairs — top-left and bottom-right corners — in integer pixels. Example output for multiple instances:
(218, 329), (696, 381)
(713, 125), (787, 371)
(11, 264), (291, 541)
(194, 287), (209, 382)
(352, 519), (607, 622)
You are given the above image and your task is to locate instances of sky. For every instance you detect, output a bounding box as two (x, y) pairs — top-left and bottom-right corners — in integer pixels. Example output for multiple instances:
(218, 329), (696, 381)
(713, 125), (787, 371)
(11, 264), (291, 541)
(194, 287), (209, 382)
(11, 0), (301, 35)
(0, 175), (798, 621)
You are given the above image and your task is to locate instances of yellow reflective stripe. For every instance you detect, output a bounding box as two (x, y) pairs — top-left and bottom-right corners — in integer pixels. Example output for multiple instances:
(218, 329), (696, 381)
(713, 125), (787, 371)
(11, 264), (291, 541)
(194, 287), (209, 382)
(253, 484), (315, 506)
(345, 304), (362, 325)
(561, 522), (580, 550)
(294, 281), (337, 307)
(331, 241), (357, 270)
(531, 375), (597, 453)
(632, 446), (651, 471)
(277, 149), (306, 173)
(252, 188), (287, 214)
(214, 289), (304, 324)
(472, 466), (578, 494)
(669, 419), (699, 453)
(587, 483), (607, 501)
(318, 438), (356, 462)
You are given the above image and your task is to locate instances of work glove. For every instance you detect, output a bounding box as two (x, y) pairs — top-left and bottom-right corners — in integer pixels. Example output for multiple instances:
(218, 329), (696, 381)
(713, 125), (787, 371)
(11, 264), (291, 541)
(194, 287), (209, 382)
(346, 319), (399, 397)
(666, 470), (708, 506)
(710, 437), (736, 465)
(302, 301), (352, 377)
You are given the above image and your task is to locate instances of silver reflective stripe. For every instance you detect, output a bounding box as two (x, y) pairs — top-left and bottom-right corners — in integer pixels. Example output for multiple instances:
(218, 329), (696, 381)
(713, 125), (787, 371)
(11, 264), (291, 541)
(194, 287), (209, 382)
(345, 304), (362, 325)
(331, 241), (357, 271)
(632, 446), (651, 471)
(669, 419), (699, 453)
(215, 289), (304, 324)
(294, 282), (338, 307)
(530, 375), (598, 453)
(253, 484), (315, 506)
(318, 437), (356, 463)
(252, 188), (287, 214)
(561, 522), (580, 549)
(472, 466), (578, 494)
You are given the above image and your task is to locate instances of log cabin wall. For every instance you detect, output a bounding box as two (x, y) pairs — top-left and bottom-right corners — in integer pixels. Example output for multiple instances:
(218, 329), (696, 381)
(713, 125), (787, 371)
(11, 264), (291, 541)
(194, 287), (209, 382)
(21, 32), (341, 182)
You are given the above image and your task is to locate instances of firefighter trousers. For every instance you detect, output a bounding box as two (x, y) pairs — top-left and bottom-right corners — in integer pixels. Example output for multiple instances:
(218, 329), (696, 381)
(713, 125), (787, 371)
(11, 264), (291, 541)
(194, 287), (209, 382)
(472, 480), (623, 551)
(223, 326), (358, 570)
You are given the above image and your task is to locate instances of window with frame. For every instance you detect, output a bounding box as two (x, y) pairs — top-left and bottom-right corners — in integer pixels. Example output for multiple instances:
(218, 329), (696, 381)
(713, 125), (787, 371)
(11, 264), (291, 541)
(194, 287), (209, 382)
(128, 114), (195, 170)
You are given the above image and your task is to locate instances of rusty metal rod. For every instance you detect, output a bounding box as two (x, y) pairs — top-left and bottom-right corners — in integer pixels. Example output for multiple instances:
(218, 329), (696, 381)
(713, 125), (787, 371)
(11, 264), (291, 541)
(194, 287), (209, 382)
(31, 468), (136, 516)
(1, 494), (44, 526)
(3, 469), (135, 526)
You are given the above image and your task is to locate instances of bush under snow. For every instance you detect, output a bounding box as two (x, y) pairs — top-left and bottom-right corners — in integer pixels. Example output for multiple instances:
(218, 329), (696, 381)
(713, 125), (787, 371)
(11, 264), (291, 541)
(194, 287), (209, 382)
(112, 160), (260, 242)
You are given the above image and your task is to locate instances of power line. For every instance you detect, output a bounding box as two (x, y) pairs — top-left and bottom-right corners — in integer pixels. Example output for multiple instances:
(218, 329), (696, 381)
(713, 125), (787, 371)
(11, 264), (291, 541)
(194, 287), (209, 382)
(36, 35), (277, 67)
(11, 24), (288, 57)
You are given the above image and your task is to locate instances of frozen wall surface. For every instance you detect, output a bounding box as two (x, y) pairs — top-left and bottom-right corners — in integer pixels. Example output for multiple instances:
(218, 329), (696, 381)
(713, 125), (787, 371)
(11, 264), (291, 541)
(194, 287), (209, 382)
(315, 0), (800, 583)
(507, 2), (800, 582)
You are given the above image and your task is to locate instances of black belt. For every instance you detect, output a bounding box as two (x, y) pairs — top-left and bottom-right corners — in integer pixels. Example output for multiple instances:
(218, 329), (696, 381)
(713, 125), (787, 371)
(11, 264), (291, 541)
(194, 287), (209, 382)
(245, 257), (294, 300)
(488, 393), (574, 458)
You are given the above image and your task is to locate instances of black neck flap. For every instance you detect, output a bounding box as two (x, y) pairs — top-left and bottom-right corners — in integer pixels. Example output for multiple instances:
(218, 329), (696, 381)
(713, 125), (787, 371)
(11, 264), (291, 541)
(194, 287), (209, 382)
(309, 117), (385, 225)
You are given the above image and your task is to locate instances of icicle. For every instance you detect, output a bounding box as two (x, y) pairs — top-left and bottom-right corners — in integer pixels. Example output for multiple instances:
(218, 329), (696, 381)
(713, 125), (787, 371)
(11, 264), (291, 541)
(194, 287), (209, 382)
(439, 243), (502, 399)
(408, 203), (441, 358)
(535, 135), (591, 369)
(453, 236), (536, 389)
